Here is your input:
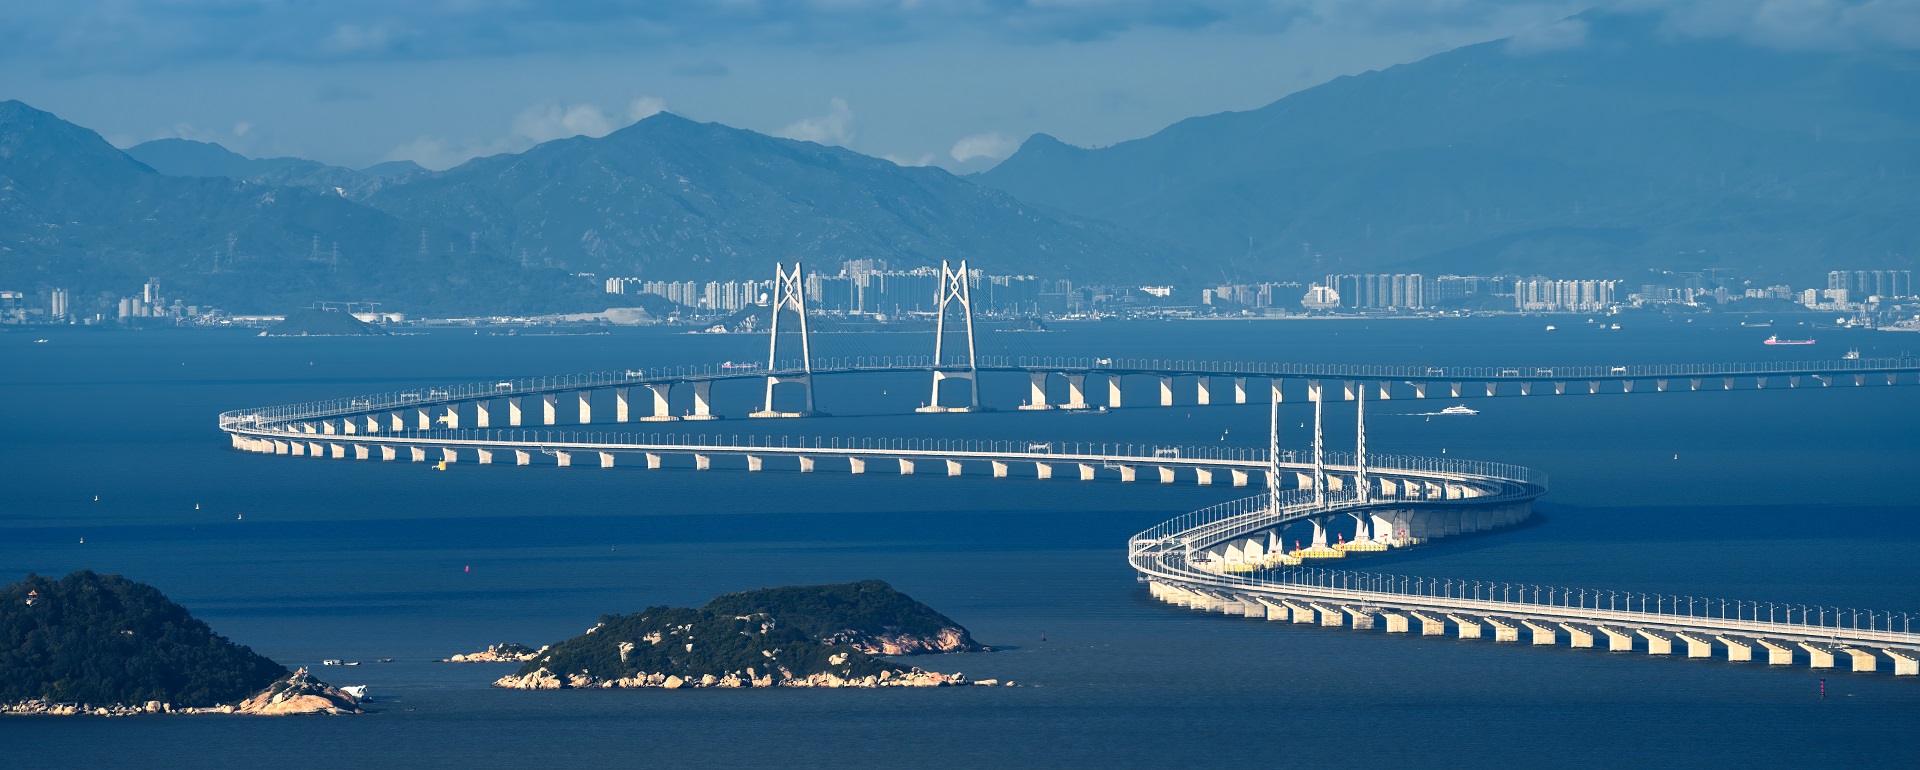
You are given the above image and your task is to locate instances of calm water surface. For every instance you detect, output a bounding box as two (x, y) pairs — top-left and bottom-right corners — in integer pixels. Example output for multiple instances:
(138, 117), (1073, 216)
(1, 317), (1915, 768)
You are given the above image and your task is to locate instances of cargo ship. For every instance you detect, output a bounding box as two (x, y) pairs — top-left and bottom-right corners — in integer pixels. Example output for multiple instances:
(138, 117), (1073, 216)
(1762, 334), (1814, 346)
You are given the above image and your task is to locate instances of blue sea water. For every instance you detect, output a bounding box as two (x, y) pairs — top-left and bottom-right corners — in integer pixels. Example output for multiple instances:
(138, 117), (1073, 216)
(1, 316), (1916, 769)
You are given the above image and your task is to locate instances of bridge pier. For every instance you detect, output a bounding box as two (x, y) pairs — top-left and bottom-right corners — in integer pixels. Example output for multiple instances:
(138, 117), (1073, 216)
(1381, 612), (1409, 633)
(645, 453), (662, 469)
(1837, 647), (1877, 672)
(1797, 642), (1835, 669)
(1485, 616), (1519, 642)
(946, 459), (963, 477)
(1446, 615), (1483, 639)
(898, 458), (914, 475)
(1755, 638), (1794, 665)
(615, 388), (630, 423)
(1283, 600), (1315, 624)
(1310, 603), (1344, 627)
(1558, 623), (1595, 648)
(1159, 376), (1174, 406)
(508, 398), (522, 427)
(747, 456), (763, 472)
(352, 444), (369, 460)
(1035, 462), (1051, 479)
(1195, 377), (1211, 405)
(917, 370), (978, 413)
(642, 383), (676, 421)
(476, 448), (492, 464)
(1674, 632), (1713, 658)
(380, 445), (395, 461)
(1194, 468), (1212, 485)
(1596, 626), (1634, 651)
(1883, 648), (1918, 675)
(576, 391), (591, 424)
(991, 460), (1007, 478)
(440, 447), (457, 464)
(1117, 466), (1136, 482)
(1108, 377), (1123, 408)
(599, 451), (615, 469)
(390, 411), (405, 432)
(1230, 469), (1248, 487)
(416, 407), (431, 430)
(542, 394), (558, 425)
(1636, 628), (1674, 655)
(1078, 463), (1096, 481)
(799, 456), (815, 473)
(409, 447), (426, 463)
(1410, 612), (1446, 635)
(328, 443), (345, 459)
(554, 451), (571, 467)
(1019, 372), (1054, 410)
(688, 382), (717, 420)
(1233, 377), (1247, 404)
(1256, 598), (1292, 621)
(1716, 636), (1753, 662)
(515, 450), (531, 466)
(1522, 620), (1556, 645)
(1341, 606), (1375, 629)
(1063, 375), (1089, 409)
(845, 457), (865, 474)
(694, 454), (710, 471)
(475, 400), (490, 428)
(1157, 466), (1175, 484)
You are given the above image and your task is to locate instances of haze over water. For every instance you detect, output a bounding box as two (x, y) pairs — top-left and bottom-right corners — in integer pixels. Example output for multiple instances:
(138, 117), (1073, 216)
(3, 316), (1916, 768)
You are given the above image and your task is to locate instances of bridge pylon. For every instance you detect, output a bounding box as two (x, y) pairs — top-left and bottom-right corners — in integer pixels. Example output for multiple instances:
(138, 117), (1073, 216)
(751, 262), (817, 418)
(917, 260), (980, 413)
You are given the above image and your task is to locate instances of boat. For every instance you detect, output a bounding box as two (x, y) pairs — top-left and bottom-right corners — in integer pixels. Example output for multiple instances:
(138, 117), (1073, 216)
(34, 339), (48, 343)
(322, 659), (342, 666)
(1763, 334), (1815, 346)
(1544, 325), (1556, 331)
(1439, 405), (1478, 415)
(1844, 348), (1861, 360)
(339, 685), (368, 700)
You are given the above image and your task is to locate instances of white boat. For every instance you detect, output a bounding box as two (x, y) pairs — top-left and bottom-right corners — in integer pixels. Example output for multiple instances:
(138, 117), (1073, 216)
(322, 659), (342, 666)
(339, 685), (368, 700)
(1844, 348), (1861, 360)
(1439, 405), (1478, 415)
(1544, 325), (1556, 331)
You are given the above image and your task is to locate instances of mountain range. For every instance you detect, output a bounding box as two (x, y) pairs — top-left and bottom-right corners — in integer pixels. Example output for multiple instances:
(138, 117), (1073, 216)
(4, 7), (1916, 316)
(975, 9), (1920, 282)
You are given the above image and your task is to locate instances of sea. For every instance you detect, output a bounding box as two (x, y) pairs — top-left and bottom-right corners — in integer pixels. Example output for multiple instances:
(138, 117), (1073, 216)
(1, 314), (1916, 768)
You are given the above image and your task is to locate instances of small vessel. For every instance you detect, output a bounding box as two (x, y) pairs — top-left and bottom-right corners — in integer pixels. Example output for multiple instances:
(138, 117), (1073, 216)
(79, 537), (85, 544)
(339, 685), (368, 700)
(343, 662), (360, 667)
(1439, 405), (1478, 415)
(322, 659), (342, 666)
(34, 339), (48, 343)
(1843, 348), (1861, 360)
(1763, 334), (1815, 346)
(1545, 325), (1556, 331)
(1609, 323), (1621, 330)
(237, 513), (243, 520)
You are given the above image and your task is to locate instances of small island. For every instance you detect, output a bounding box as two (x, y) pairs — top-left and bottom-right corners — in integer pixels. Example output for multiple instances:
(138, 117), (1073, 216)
(442, 642), (545, 663)
(258, 308), (388, 337)
(1, 571), (361, 716)
(495, 580), (1005, 691)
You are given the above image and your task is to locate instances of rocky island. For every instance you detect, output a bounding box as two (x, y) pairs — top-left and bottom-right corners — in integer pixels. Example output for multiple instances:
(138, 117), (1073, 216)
(495, 580), (1005, 691)
(442, 643), (545, 663)
(1, 571), (361, 716)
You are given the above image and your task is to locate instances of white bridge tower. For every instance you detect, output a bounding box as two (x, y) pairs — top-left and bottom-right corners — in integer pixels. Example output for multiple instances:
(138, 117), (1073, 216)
(917, 261), (980, 413)
(752, 262), (815, 417)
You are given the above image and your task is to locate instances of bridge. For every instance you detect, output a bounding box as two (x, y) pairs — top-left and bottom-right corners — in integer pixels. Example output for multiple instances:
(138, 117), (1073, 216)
(217, 261), (1920, 676)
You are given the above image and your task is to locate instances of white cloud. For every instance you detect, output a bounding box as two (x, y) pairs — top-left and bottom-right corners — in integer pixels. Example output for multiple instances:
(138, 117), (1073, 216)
(232, 121), (252, 137)
(628, 96), (667, 122)
(949, 131), (1018, 163)
(385, 96), (668, 169)
(776, 98), (855, 147)
(1505, 17), (1587, 55)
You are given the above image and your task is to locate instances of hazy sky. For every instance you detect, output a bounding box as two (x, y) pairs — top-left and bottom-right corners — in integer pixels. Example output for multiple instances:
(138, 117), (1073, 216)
(4, 1), (1912, 172)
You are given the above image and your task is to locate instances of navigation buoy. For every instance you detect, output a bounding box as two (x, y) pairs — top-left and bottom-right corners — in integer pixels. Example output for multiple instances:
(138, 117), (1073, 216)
(464, 565), (470, 573)
(1820, 678), (1826, 698)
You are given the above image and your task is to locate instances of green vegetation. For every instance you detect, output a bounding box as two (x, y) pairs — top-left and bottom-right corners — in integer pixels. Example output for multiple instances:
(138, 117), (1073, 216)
(702, 580), (985, 652)
(518, 606), (901, 682)
(0, 571), (288, 707)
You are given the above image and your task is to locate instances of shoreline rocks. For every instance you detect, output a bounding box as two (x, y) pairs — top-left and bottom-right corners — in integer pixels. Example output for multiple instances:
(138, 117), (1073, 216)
(493, 666), (1013, 690)
(820, 626), (988, 655)
(442, 643), (545, 663)
(4, 668), (362, 717)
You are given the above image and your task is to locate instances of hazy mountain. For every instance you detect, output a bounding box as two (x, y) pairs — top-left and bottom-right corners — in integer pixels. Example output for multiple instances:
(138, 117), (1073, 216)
(363, 113), (1174, 282)
(0, 100), (595, 314)
(975, 9), (1920, 282)
(125, 138), (424, 200)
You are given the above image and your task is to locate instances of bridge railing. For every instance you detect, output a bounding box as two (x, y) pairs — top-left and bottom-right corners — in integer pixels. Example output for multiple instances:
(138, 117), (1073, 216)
(217, 354), (1920, 429)
(1145, 560), (1918, 644)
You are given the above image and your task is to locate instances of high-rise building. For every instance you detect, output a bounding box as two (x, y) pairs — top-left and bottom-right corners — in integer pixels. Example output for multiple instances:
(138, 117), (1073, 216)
(50, 288), (69, 319)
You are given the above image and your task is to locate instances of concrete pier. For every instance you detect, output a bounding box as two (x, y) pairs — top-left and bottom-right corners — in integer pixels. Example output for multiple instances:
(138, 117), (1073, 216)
(1445, 614), (1483, 639)
(1882, 648), (1918, 675)
(409, 447), (426, 462)
(798, 456), (815, 473)
(1157, 466), (1175, 484)
(1035, 462), (1052, 479)
(542, 394), (558, 425)
(1797, 642), (1836, 669)
(898, 458), (914, 475)
(688, 381), (717, 420)
(1159, 376), (1173, 406)
(1596, 626), (1634, 651)
(1635, 628), (1673, 655)
(1522, 620), (1556, 645)
(1019, 372), (1053, 410)
(1108, 377), (1122, 408)
(645, 453), (661, 469)
(693, 454), (709, 470)
(1282, 600), (1315, 625)
(615, 388), (630, 422)
(554, 451), (571, 467)
(1063, 375), (1088, 409)
(1674, 632), (1713, 658)
(577, 391), (592, 423)
(746, 456), (763, 472)
(1194, 468), (1213, 485)
(848, 457), (864, 474)
(1715, 636), (1753, 662)
(598, 451), (614, 468)
(945, 459), (963, 477)
(1341, 606), (1375, 630)
(1559, 623), (1596, 648)
(642, 383), (675, 421)
(1195, 377), (1211, 405)
(515, 450), (531, 466)
(474, 401), (490, 428)
(1755, 638), (1795, 665)
(1255, 598), (1291, 621)
(1078, 463), (1096, 481)
(1485, 616), (1519, 642)
(1309, 603), (1344, 627)
(508, 397), (523, 426)
(1410, 612), (1446, 636)
(380, 446), (396, 461)
(1836, 646), (1877, 672)
(475, 448), (491, 464)
(1381, 612), (1409, 633)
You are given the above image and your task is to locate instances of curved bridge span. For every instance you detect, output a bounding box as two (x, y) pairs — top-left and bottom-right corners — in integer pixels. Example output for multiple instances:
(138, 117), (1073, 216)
(218, 348), (1920, 675)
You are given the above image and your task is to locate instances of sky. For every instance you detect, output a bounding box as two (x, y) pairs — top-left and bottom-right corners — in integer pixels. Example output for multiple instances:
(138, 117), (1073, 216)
(3, 1), (1916, 172)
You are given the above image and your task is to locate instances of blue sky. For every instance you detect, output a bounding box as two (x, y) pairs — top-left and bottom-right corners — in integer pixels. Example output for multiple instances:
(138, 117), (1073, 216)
(3, 1), (1913, 171)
